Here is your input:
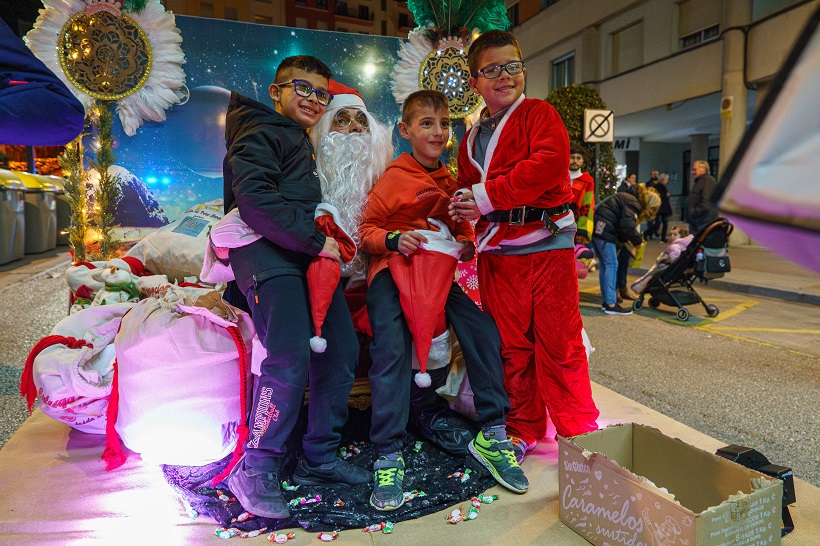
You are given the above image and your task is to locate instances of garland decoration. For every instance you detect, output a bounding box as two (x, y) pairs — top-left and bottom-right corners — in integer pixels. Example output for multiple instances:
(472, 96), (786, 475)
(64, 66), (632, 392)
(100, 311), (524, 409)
(391, 1), (510, 121)
(26, 0), (186, 136)
(59, 135), (90, 262)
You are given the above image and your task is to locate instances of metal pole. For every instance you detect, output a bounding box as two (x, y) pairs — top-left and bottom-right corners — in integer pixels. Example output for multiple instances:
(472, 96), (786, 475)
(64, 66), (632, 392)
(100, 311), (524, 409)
(594, 143), (600, 199)
(26, 146), (36, 173)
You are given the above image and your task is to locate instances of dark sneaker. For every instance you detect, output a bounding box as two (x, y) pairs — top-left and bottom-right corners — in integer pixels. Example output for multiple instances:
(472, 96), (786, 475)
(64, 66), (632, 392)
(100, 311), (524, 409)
(603, 303), (632, 316)
(370, 456), (406, 511)
(225, 455), (290, 519)
(509, 435), (537, 465)
(469, 431), (529, 493)
(292, 457), (371, 486)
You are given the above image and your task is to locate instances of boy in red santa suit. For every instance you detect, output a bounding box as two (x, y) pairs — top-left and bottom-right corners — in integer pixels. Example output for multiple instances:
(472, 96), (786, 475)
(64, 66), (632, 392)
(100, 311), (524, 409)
(450, 31), (599, 463)
(359, 90), (528, 512)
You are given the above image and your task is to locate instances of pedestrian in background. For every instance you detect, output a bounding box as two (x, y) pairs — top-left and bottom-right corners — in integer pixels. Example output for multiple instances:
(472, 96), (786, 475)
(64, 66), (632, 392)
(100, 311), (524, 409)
(687, 160), (719, 235)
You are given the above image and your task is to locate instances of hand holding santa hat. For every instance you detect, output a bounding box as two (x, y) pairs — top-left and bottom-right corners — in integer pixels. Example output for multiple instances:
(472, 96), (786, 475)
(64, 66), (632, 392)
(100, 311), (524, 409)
(388, 220), (462, 387)
(308, 204), (357, 353)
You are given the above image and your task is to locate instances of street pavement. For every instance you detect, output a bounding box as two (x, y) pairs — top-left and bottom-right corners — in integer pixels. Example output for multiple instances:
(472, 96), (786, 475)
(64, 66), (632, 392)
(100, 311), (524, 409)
(0, 243), (817, 490)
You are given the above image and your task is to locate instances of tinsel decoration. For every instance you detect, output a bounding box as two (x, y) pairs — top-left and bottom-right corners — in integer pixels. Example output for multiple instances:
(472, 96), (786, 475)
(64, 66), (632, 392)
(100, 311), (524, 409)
(407, 0), (510, 41)
(59, 136), (90, 262)
(87, 103), (122, 259)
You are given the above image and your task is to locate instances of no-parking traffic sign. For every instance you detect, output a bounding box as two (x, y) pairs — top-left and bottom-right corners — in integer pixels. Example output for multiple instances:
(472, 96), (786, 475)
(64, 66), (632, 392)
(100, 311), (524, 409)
(584, 109), (614, 143)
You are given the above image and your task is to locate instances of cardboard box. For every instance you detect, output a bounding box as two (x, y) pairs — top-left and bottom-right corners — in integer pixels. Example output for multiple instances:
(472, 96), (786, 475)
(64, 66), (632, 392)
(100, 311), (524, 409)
(558, 423), (783, 546)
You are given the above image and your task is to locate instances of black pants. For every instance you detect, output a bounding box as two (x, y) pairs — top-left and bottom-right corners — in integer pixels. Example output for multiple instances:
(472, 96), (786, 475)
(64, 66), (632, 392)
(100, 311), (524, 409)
(617, 246), (630, 289)
(240, 274), (358, 468)
(367, 270), (509, 454)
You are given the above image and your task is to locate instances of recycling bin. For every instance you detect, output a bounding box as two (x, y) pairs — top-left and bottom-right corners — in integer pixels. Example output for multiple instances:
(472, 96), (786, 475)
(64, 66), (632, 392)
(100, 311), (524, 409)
(15, 171), (58, 254)
(0, 169), (26, 265)
(46, 176), (71, 246)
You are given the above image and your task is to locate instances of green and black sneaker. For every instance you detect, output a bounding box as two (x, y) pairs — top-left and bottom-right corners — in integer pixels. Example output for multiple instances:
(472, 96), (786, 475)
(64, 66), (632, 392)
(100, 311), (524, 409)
(469, 431), (529, 493)
(369, 455), (406, 511)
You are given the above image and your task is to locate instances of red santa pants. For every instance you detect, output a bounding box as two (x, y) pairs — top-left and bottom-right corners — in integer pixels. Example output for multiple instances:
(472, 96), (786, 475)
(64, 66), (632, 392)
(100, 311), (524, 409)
(478, 248), (599, 443)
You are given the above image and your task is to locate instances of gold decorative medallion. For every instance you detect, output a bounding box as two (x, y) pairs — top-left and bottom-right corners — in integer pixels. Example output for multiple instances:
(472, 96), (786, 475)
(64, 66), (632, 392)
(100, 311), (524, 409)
(58, 10), (152, 101)
(419, 46), (482, 119)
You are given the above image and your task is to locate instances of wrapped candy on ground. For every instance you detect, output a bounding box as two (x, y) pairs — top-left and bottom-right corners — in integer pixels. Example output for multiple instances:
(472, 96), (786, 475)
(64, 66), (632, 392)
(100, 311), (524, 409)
(476, 494), (498, 504)
(413, 440), (423, 452)
(240, 528), (266, 538)
(269, 532), (295, 544)
(318, 531), (338, 541)
(281, 481), (300, 491)
(215, 527), (239, 539)
(446, 506), (464, 524)
(383, 521), (395, 534)
(363, 523), (384, 533)
(466, 506), (479, 520)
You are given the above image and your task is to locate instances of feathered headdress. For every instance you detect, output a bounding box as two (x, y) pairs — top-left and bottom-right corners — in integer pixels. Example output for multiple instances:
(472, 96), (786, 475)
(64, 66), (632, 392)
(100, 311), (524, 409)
(408, 0), (510, 42)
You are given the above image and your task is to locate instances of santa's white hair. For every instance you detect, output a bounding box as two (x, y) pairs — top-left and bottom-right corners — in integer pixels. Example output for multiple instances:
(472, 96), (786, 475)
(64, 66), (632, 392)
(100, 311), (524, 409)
(311, 107), (394, 276)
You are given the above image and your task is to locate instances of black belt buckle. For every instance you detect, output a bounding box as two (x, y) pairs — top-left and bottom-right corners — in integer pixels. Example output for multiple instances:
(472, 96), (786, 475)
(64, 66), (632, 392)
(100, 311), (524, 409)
(509, 205), (526, 226)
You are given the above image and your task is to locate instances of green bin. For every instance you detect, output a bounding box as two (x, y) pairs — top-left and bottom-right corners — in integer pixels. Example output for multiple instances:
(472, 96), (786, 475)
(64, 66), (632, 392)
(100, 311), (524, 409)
(0, 170), (26, 265)
(45, 176), (71, 246)
(15, 171), (58, 254)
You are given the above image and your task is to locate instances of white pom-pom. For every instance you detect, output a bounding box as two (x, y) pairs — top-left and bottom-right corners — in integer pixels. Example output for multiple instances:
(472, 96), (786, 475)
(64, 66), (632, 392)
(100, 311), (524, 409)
(414, 372), (432, 388)
(310, 336), (327, 353)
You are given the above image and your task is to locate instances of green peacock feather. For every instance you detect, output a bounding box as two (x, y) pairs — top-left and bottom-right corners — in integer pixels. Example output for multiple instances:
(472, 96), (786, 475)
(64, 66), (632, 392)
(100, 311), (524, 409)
(122, 0), (152, 14)
(407, 0), (510, 35)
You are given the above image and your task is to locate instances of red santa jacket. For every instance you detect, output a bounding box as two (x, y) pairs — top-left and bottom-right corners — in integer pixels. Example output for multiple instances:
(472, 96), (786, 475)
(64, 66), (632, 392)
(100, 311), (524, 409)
(458, 95), (574, 250)
(359, 153), (473, 285)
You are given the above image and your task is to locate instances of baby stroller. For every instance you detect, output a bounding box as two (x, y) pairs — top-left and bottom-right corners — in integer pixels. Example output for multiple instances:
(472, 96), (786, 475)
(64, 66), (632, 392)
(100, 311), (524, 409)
(631, 218), (733, 321)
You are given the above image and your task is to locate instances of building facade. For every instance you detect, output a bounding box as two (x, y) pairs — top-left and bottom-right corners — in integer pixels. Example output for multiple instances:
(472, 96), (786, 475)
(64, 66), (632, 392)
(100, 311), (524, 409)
(510, 0), (818, 225)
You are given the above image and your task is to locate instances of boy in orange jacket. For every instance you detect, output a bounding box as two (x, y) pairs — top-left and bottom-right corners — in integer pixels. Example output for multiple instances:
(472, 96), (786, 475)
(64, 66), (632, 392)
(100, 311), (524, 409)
(450, 31), (600, 463)
(359, 90), (528, 512)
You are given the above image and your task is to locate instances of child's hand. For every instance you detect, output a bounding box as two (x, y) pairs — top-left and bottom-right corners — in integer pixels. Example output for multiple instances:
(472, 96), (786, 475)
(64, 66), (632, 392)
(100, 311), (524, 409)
(450, 191), (480, 221)
(459, 241), (476, 262)
(319, 236), (341, 261)
(398, 231), (428, 256)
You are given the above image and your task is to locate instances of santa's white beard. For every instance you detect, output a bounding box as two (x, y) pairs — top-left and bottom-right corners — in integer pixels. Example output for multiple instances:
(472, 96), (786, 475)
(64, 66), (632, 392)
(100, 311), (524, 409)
(317, 132), (372, 236)
(316, 132), (379, 277)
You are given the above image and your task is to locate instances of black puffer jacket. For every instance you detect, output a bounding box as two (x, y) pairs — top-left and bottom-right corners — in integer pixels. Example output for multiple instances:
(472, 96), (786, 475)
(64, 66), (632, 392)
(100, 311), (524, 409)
(592, 191), (643, 246)
(222, 92), (326, 289)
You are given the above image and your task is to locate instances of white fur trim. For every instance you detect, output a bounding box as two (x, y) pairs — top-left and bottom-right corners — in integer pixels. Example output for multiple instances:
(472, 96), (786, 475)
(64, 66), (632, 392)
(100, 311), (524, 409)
(414, 372), (432, 388)
(414, 226), (463, 259)
(472, 183), (493, 215)
(310, 336), (327, 353)
(327, 95), (365, 110)
(314, 203), (356, 264)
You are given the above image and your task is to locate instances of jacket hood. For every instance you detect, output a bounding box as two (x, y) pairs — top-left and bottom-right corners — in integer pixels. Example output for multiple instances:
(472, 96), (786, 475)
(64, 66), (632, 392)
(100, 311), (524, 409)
(225, 92), (302, 143)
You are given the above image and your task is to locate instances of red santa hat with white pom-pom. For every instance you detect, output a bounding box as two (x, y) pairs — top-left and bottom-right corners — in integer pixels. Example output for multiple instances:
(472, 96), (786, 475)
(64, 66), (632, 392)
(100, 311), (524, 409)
(308, 204), (357, 353)
(387, 219), (462, 387)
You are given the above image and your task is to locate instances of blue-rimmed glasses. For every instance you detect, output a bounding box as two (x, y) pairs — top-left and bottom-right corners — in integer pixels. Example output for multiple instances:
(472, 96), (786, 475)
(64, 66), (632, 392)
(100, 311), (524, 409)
(274, 79), (334, 106)
(472, 61), (526, 79)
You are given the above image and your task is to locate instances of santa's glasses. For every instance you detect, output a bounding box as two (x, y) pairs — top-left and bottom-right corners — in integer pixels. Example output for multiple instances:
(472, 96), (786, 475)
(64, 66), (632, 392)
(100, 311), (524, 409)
(473, 61), (525, 79)
(274, 79), (333, 106)
(331, 109), (369, 131)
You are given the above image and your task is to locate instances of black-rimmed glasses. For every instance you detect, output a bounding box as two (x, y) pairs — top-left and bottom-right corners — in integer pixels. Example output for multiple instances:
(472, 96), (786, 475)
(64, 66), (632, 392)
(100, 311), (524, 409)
(274, 79), (334, 106)
(473, 61), (525, 79)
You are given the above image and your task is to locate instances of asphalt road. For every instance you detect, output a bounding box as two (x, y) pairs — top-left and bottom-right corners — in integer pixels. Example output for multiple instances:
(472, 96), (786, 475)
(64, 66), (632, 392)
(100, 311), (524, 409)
(580, 280), (820, 488)
(1, 264), (818, 491)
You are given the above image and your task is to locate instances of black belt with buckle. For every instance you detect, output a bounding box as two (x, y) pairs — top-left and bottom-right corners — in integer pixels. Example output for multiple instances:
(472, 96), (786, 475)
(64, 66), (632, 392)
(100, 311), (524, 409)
(481, 203), (570, 234)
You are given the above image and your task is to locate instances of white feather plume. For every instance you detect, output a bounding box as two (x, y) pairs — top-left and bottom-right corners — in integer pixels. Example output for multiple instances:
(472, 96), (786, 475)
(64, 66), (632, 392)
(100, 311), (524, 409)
(25, 0), (186, 136)
(390, 28), (434, 106)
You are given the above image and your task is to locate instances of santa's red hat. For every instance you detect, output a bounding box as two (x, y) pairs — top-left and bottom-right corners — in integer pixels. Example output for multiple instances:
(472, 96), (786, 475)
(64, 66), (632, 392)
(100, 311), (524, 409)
(327, 79), (366, 111)
(387, 224), (462, 387)
(308, 204), (357, 353)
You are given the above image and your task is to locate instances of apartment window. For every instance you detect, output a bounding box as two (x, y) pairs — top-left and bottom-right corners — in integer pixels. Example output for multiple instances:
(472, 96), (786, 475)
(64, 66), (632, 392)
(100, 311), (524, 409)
(199, 2), (214, 17)
(612, 21), (643, 74)
(679, 0), (721, 49)
(381, 0), (386, 9)
(541, 0), (558, 7)
(224, 6), (237, 20)
(398, 13), (410, 28)
(359, 5), (370, 20)
(255, 15), (273, 24)
(551, 52), (574, 90)
(256, 0), (272, 3)
(317, 0), (328, 7)
(507, 3), (520, 27)
(381, 20), (387, 35)
(336, 2), (347, 16)
(295, 17), (308, 28)
(295, 0), (306, 5)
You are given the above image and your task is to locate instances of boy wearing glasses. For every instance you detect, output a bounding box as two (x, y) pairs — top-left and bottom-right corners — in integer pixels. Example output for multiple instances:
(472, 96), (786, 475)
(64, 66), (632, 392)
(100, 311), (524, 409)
(223, 56), (370, 520)
(449, 31), (599, 463)
(359, 90), (528, 512)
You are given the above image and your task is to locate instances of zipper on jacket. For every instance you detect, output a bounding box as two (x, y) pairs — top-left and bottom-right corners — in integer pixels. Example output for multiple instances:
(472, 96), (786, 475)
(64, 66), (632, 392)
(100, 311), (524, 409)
(252, 275), (259, 304)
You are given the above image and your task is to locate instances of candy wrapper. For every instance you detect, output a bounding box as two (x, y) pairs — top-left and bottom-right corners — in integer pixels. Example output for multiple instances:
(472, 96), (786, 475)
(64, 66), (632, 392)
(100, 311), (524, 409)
(318, 531), (338, 541)
(446, 506), (464, 524)
(269, 532), (295, 544)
